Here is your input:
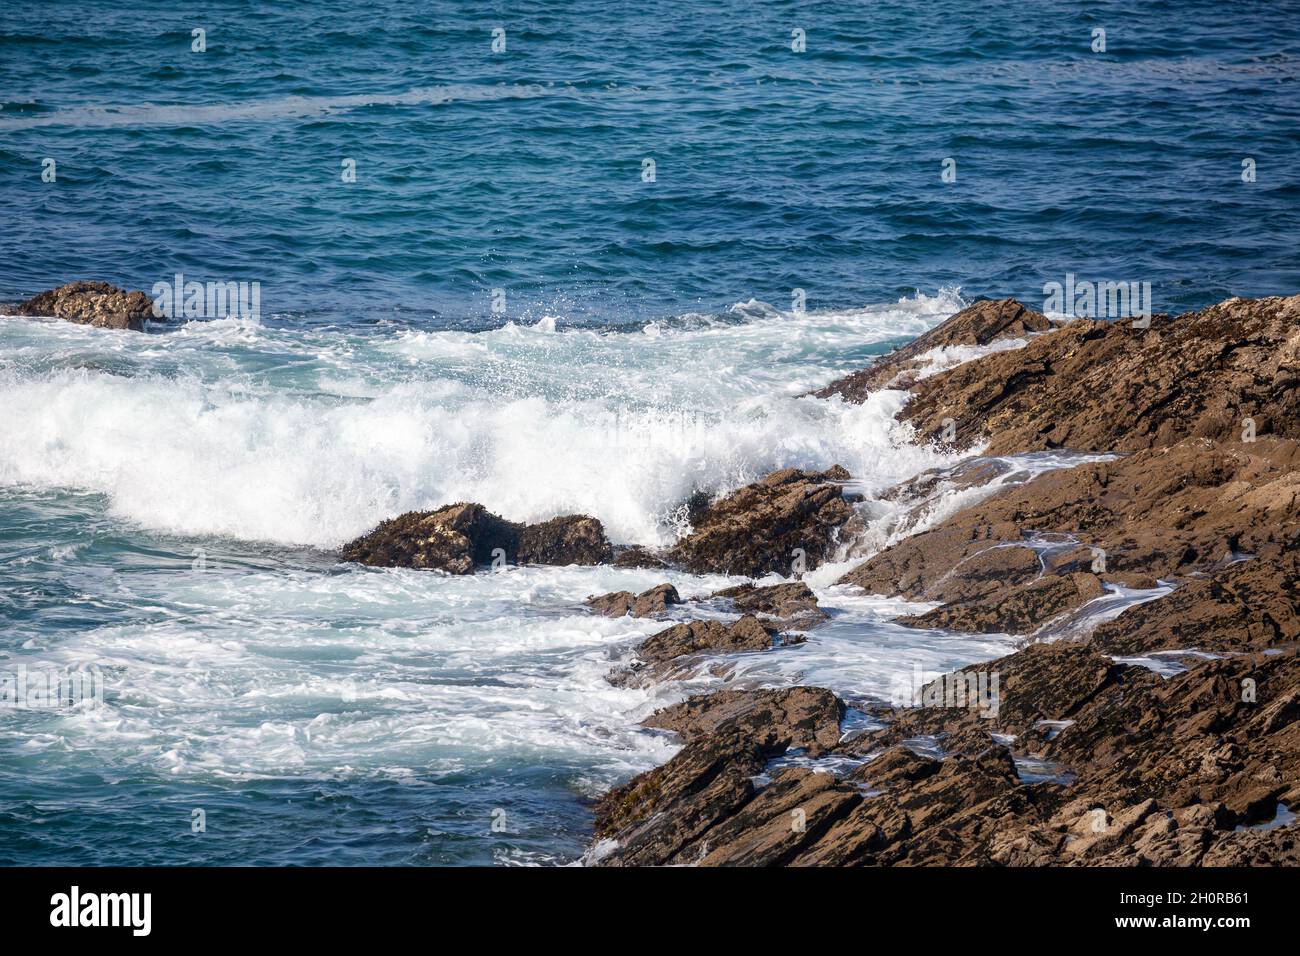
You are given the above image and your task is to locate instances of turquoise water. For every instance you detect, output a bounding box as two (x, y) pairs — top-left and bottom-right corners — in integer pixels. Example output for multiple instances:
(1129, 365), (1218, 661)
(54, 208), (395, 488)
(0, 1), (1298, 865)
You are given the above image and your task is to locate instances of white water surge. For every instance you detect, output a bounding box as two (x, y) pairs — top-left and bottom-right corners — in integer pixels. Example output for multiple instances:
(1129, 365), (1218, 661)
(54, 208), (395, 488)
(0, 293), (964, 547)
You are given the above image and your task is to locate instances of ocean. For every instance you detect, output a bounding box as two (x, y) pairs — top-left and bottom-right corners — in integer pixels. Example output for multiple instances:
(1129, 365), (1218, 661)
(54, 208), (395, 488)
(0, 0), (1297, 864)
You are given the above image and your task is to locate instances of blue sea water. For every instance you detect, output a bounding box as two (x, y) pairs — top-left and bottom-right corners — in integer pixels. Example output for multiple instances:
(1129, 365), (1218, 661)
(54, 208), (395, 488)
(3, 0), (1299, 320)
(0, 0), (1297, 865)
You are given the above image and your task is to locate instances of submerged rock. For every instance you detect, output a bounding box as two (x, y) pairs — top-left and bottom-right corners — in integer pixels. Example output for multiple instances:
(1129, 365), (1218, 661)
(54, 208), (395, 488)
(341, 503), (612, 573)
(815, 297), (1050, 401)
(3, 281), (156, 331)
(667, 466), (861, 576)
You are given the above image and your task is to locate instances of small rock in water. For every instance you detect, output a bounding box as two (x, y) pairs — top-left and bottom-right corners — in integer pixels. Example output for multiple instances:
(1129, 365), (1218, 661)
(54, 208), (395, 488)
(341, 503), (612, 573)
(586, 583), (682, 618)
(709, 580), (828, 628)
(4, 280), (157, 332)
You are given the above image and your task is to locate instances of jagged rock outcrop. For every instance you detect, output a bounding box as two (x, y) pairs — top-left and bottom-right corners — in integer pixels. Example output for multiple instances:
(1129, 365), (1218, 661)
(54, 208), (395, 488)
(839, 438), (1300, 635)
(896, 294), (1300, 455)
(3, 281), (156, 331)
(642, 686), (844, 754)
(342, 504), (612, 573)
(1091, 540), (1300, 656)
(517, 515), (613, 566)
(815, 297), (1051, 401)
(667, 466), (861, 576)
(897, 571), (1106, 635)
(590, 637), (1300, 866)
(591, 687), (846, 866)
(586, 293), (1300, 867)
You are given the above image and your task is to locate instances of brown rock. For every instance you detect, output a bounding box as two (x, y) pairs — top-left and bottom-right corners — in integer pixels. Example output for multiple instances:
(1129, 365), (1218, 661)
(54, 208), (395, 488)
(898, 570), (1106, 636)
(1200, 825), (1300, 865)
(590, 730), (765, 865)
(585, 583), (682, 618)
(590, 687), (850, 866)
(609, 615), (798, 685)
(667, 466), (860, 576)
(517, 515), (613, 566)
(589, 640), (1300, 866)
(4, 281), (156, 331)
(635, 615), (778, 663)
(895, 294), (1300, 455)
(848, 541), (1042, 608)
(341, 503), (519, 574)
(708, 580), (828, 627)
(611, 546), (667, 569)
(643, 686), (845, 755)
(1093, 541), (1300, 656)
(815, 298), (1050, 401)
(587, 293), (1300, 867)
(698, 769), (863, 866)
(341, 504), (612, 573)
(839, 438), (1300, 635)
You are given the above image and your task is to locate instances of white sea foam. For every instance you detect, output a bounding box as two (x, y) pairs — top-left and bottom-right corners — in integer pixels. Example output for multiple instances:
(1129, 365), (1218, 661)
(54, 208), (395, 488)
(0, 292), (966, 548)
(10, 558), (1014, 785)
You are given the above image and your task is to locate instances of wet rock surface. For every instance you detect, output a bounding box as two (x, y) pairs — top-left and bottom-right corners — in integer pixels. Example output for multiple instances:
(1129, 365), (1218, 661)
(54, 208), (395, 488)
(517, 515), (613, 566)
(607, 614), (803, 687)
(592, 638), (1300, 866)
(814, 298), (1051, 401)
(342, 503), (612, 573)
(839, 438), (1300, 635)
(667, 466), (861, 576)
(4, 280), (157, 331)
(707, 580), (828, 628)
(610, 546), (668, 569)
(1092, 540), (1300, 656)
(643, 686), (844, 754)
(897, 294), (1300, 455)
(586, 583), (682, 618)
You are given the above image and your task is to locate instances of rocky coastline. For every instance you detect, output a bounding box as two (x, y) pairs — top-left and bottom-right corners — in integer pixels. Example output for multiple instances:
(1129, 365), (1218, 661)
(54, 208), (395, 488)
(8, 283), (1299, 865)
